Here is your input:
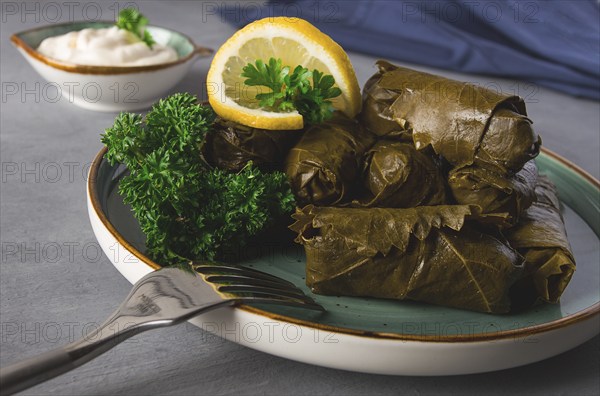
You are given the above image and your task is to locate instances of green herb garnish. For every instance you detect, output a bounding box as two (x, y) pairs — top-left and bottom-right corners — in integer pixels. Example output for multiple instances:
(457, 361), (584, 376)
(101, 93), (295, 266)
(116, 8), (155, 48)
(242, 57), (342, 125)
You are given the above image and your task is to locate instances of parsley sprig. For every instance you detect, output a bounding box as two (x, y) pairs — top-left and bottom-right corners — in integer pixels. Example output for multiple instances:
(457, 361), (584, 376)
(116, 8), (155, 48)
(101, 93), (295, 266)
(242, 57), (342, 125)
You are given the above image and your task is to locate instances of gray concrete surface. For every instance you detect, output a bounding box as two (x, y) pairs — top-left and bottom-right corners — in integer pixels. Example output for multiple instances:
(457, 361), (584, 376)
(1, 1), (599, 395)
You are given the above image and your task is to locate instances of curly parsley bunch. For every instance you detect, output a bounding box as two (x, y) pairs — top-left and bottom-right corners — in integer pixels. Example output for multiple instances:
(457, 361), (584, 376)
(102, 93), (295, 266)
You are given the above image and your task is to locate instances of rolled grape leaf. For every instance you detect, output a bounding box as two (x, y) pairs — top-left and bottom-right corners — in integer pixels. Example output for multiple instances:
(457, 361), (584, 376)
(284, 113), (376, 206)
(291, 205), (524, 313)
(360, 61), (408, 137)
(361, 60), (541, 173)
(476, 107), (541, 173)
(204, 119), (302, 172)
(355, 140), (448, 208)
(448, 160), (538, 227)
(507, 176), (575, 307)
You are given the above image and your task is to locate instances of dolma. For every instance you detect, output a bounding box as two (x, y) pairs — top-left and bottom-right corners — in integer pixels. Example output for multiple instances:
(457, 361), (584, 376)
(291, 205), (524, 313)
(360, 67), (405, 137)
(507, 176), (575, 307)
(285, 113), (375, 206)
(361, 60), (541, 173)
(204, 119), (301, 172)
(355, 140), (447, 208)
(448, 160), (538, 226)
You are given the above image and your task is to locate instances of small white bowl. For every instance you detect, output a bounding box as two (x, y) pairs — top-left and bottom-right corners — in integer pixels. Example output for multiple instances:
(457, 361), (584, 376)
(11, 21), (212, 112)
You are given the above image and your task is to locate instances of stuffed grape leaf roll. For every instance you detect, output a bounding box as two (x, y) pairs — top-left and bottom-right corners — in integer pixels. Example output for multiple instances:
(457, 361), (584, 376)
(204, 118), (301, 171)
(361, 60), (541, 174)
(507, 176), (576, 307)
(448, 160), (538, 227)
(291, 205), (524, 313)
(360, 66), (405, 137)
(355, 140), (448, 208)
(285, 113), (375, 205)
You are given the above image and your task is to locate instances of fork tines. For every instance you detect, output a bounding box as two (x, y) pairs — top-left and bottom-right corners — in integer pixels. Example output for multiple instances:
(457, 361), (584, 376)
(192, 262), (324, 311)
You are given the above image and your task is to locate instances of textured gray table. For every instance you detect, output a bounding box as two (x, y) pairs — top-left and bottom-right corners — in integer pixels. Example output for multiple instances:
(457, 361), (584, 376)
(1, 1), (599, 395)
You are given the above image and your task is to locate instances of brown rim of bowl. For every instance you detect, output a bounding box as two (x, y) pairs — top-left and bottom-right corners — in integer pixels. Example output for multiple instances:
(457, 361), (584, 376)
(88, 145), (600, 343)
(10, 21), (213, 75)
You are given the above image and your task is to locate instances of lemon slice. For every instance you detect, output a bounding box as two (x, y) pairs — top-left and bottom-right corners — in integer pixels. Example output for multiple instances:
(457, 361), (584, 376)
(207, 17), (361, 130)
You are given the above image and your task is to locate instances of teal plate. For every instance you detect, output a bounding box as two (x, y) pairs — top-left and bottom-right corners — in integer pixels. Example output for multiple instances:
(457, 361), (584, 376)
(90, 148), (599, 342)
(88, 147), (599, 374)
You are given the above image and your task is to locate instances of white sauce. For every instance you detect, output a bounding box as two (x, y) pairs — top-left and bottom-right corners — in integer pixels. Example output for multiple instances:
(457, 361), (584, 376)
(37, 26), (178, 66)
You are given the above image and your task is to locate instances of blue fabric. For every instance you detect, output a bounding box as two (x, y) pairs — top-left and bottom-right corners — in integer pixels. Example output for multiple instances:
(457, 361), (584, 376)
(223, 0), (600, 100)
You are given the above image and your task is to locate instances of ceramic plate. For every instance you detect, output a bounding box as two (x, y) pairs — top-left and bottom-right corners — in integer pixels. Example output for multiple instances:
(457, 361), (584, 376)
(87, 147), (599, 375)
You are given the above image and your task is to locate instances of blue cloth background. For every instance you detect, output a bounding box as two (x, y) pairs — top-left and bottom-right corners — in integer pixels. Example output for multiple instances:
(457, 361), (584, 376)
(223, 0), (600, 100)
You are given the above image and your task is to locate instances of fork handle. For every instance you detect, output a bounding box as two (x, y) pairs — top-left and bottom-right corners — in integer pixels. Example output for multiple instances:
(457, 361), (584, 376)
(0, 346), (79, 396)
(0, 318), (150, 396)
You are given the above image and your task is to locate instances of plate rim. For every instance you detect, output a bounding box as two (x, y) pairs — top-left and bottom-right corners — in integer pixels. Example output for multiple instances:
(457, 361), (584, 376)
(88, 146), (600, 343)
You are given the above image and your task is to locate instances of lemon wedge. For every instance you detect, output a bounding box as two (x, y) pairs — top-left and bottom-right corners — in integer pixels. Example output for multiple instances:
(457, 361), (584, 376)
(207, 17), (361, 130)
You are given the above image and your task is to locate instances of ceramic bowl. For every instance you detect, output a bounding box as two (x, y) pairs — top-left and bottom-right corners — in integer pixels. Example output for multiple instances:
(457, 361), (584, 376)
(11, 21), (212, 112)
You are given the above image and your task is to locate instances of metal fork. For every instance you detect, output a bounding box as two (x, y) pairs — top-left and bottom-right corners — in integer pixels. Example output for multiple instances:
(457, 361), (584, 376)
(0, 264), (323, 395)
